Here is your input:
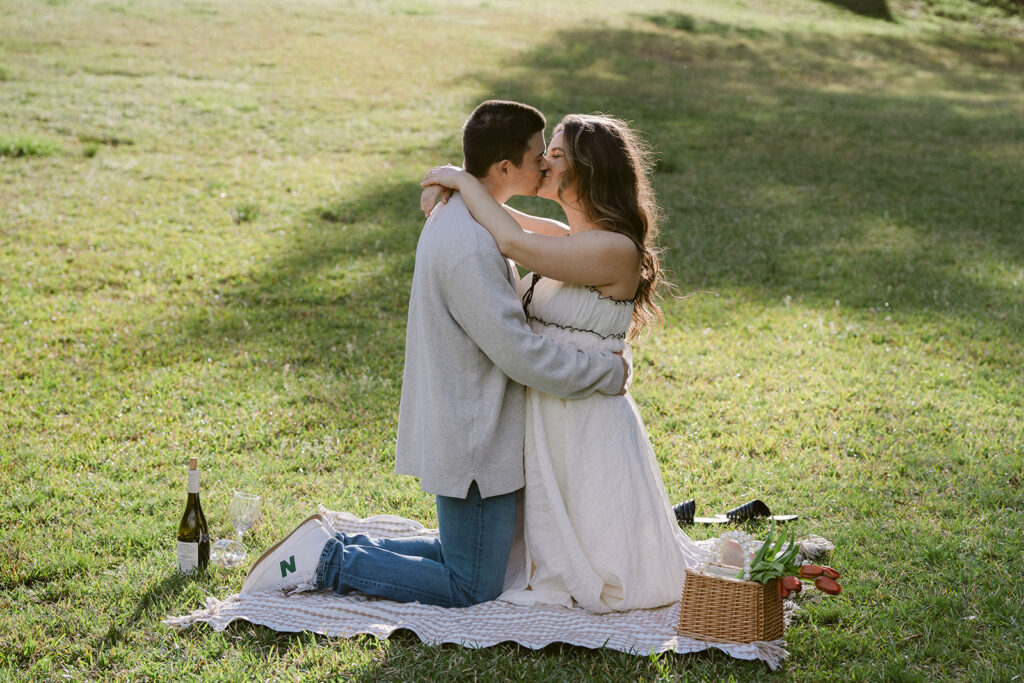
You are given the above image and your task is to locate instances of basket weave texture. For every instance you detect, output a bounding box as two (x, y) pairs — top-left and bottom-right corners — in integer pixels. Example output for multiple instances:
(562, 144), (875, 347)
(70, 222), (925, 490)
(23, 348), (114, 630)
(676, 568), (784, 643)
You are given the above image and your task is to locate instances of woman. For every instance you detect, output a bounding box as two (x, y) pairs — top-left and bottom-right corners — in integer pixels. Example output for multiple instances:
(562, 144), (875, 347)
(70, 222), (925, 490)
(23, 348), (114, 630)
(421, 114), (705, 613)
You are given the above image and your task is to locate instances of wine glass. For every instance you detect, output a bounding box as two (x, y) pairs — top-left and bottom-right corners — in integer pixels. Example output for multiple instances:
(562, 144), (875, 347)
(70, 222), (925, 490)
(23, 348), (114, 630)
(230, 491), (262, 545)
(212, 491), (262, 568)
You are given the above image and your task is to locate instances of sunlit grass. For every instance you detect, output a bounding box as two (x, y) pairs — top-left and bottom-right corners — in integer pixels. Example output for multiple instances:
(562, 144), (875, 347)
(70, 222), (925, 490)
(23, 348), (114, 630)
(1, 0), (1022, 679)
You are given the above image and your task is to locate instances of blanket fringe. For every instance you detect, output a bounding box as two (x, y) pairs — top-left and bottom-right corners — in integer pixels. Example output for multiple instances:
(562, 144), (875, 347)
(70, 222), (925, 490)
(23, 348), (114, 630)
(796, 535), (834, 564)
(752, 639), (788, 671)
(162, 594), (241, 631)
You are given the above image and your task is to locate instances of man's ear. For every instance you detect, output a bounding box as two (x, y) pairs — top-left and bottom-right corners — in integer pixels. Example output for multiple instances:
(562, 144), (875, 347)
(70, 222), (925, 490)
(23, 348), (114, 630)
(496, 159), (510, 176)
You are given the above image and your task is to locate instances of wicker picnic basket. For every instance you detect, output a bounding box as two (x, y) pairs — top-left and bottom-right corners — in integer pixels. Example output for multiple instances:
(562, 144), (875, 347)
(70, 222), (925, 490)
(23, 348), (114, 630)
(676, 567), (784, 643)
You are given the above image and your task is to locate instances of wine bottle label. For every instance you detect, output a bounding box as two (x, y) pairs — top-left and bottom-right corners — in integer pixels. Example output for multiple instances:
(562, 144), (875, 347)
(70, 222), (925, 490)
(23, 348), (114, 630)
(177, 541), (199, 574)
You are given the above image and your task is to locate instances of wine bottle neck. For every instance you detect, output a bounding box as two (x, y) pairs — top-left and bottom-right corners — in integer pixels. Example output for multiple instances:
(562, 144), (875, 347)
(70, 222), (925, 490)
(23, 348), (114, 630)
(188, 469), (199, 493)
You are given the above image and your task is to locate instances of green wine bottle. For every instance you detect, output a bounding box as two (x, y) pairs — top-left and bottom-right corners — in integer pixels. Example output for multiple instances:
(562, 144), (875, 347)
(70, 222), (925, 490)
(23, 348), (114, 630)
(176, 457), (210, 574)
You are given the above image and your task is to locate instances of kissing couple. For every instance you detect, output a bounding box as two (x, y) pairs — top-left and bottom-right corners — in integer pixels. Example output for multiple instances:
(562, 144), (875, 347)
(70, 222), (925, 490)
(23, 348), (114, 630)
(241, 100), (707, 613)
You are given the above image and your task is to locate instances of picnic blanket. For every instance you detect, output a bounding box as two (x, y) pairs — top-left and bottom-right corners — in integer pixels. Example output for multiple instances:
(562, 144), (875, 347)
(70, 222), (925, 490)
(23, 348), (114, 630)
(165, 508), (832, 670)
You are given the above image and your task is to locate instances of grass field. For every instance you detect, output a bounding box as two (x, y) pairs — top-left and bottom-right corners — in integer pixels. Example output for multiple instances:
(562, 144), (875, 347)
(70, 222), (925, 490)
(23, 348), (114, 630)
(2, 0), (1023, 679)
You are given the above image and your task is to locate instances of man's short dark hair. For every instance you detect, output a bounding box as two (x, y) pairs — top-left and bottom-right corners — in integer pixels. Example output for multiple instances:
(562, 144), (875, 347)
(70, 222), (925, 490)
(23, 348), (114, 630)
(462, 100), (546, 178)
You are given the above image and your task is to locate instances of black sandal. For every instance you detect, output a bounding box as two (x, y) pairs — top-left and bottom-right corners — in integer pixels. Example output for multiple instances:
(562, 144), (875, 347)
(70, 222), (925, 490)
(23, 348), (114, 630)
(673, 500), (729, 526)
(725, 499), (798, 524)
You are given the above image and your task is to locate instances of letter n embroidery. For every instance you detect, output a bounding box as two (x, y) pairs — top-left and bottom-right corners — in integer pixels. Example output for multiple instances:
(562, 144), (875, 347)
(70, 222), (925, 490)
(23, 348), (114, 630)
(280, 555), (296, 578)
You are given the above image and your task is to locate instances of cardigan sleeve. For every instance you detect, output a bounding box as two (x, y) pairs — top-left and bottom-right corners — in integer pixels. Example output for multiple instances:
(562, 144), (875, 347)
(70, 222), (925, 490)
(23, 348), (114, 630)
(445, 247), (625, 399)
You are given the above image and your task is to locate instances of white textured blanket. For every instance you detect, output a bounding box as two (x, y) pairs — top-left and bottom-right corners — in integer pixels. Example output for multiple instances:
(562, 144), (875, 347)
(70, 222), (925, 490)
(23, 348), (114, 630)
(164, 509), (825, 671)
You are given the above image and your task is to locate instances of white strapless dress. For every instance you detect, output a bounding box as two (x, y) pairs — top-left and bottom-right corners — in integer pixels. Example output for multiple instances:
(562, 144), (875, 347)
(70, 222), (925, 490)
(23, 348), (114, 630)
(500, 275), (707, 613)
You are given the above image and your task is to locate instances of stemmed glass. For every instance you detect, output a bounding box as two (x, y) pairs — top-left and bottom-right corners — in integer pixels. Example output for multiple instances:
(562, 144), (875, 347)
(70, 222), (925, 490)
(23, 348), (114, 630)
(212, 491), (262, 568)
(230, 491), (262, 545)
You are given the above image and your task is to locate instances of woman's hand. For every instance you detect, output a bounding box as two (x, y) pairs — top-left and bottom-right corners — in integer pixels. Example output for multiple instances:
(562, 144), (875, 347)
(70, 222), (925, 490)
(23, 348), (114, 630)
(616, 345), (633, 395)
(419, 165), (527, 259)
(420, 164), (468, 191)
(419, 184), (452, 218)
(419, 165), (468, 217)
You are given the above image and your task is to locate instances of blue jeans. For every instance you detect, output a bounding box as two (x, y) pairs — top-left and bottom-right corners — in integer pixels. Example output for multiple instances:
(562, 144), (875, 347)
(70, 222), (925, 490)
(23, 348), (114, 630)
(315, 481), (517, 607)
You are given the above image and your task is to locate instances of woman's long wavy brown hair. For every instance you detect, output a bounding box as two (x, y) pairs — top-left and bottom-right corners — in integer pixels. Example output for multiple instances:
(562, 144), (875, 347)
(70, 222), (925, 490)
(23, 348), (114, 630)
(555, 114), (664, 339)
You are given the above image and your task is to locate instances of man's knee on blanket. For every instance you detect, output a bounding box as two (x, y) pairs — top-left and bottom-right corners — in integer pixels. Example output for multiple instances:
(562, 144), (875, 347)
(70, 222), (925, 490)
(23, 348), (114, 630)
(449, 571), (504, 607)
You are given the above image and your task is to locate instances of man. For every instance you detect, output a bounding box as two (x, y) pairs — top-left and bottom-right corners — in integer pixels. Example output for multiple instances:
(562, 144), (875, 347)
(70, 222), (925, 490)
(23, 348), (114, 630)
(242, 101), (628, 606)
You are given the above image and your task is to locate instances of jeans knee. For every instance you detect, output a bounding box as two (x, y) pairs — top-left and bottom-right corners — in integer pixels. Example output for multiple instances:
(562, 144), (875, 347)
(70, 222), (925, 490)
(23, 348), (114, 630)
(451, 573), (503, 606)
(473, 582), (503, 604)
(448, 588), (495, 608)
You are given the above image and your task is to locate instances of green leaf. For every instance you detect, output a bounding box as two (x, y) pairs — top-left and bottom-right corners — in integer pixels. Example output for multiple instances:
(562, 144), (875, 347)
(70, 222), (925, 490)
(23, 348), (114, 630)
(779, 533), (799, 564)
(751, 538), (770, 566)
(769, 524), (787, 558)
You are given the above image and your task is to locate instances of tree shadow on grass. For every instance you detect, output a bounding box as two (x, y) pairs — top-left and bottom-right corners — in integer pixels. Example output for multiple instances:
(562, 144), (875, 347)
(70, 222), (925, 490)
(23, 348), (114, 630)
(119, 175), (433, 474)
(819, 0), (894, 21)
(649, 0), (895, 23)
(149, 14), (1024, 471)
(100, 572), (193, 648)
(166, 176), (423, 411)
(183, 176), (422, 370)
(165, 13), (1024, 381)
(140, 14), (1024, 477)
(476, 19), (1024, 340)
(964, 0), (1024, 19)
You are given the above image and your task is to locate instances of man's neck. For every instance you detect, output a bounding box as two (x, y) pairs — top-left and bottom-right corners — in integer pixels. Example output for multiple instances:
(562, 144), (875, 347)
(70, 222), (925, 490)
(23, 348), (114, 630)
(477, 175), (512, 204)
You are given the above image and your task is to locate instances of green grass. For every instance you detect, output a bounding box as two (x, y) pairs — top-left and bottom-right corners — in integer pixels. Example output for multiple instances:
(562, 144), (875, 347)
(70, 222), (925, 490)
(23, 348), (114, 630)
(1, 0), (1022, 679)
(0, 133), (62, 158)
(232, 202), (261, 224)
